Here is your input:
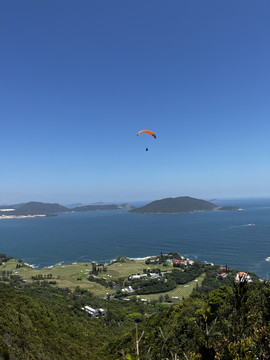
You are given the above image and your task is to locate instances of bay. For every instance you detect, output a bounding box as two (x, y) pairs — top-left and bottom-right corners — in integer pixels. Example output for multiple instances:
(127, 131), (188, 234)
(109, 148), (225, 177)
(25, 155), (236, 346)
(0, 198), (269, 279)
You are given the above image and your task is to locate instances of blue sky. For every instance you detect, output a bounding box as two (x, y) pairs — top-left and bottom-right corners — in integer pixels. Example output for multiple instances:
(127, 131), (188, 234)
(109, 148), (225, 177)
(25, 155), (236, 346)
(1, 0), (270, 204)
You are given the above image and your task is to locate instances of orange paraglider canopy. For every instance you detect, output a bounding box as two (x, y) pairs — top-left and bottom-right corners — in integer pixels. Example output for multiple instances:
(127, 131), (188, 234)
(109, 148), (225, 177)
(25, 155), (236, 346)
(136, 130), (157, 139)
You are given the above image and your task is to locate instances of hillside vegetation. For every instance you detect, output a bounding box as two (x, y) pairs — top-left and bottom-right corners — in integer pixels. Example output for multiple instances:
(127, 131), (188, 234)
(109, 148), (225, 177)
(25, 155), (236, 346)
(129, 196), (218, 213)
(108, 281), (270, 359)
(1, 253), (256, 298)
(0, 279), (269, 359)
(0, 283), (156, 360)
(1, 253), (267, 360)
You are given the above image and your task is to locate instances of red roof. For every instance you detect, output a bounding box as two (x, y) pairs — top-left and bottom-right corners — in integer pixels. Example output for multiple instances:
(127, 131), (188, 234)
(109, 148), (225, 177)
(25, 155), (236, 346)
(218, 273), (228, 278)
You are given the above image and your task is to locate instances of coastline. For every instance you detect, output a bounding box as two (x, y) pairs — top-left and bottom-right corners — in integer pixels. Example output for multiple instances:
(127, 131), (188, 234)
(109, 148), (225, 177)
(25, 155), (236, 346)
(28, 256), (155, 270)
(0, 214), (47, 220)
(1, 200), (269, 280)
(24, 252), (269, 280)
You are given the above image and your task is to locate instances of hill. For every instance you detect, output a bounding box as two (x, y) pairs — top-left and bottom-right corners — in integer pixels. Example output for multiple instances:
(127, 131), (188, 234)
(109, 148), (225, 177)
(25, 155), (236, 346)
(13, 202), (70, 215)
(0, 283), (153, 360)
(0, 257), (268, 360)
(129, 196), (218, 213)
(0, 201), (134, 217)
(109, 281), (270, 359)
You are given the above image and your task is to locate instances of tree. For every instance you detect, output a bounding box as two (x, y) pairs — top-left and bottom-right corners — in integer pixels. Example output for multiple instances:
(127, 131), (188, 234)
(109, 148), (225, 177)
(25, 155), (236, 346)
(159, 295), (164, 303)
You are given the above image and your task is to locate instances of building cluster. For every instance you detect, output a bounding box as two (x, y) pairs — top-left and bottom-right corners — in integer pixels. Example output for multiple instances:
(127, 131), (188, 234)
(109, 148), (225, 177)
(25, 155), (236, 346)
(216, 266), (228, 279)
(167, 258), (195, 266)
(235, 272), (252, 283)
(129, 273), (161, 281)
(215, 266), (253, 283)
(81, 306), (106, 318)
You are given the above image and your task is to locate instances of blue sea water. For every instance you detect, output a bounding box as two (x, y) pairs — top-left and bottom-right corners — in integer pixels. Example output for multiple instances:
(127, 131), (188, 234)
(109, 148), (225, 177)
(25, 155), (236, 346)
(0, 199), (269, 279)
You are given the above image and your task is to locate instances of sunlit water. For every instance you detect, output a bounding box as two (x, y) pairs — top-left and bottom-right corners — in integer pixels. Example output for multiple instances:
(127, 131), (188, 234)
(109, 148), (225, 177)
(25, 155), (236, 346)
(0, 199), (269, 279)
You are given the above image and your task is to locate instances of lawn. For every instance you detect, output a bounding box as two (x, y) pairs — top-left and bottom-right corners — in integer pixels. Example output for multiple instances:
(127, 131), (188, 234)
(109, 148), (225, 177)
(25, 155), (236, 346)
(133, 274), (206, 301)
(0, 259), (110, 295)
(0, 257), (204, 299)
(0, 257), (168, 295)
(101, 258), (170, 280)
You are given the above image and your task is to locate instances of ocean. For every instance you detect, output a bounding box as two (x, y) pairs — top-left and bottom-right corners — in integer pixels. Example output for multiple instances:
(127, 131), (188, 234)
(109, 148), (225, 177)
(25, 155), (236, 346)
(0, 198), (269, 279)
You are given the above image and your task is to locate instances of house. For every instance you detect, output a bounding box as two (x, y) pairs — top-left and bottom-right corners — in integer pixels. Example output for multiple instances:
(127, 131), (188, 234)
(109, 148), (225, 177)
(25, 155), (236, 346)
(82, 306), (106, 318)
(129, 274), (141, 280)
(129, 274), (148, 280)
(149, 273), (161, 279)
(82, 306), (98, 317)
(98, 308), (106, 317)
(235, 272), (252, 283)
(172, 259), (184, 264)
(121, 285), (134, 293)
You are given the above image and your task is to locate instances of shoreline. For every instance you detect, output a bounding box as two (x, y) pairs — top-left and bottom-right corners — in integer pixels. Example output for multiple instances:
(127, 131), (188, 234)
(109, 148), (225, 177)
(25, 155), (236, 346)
(27, 255), (155, 270)
(0, 214), (47, 220)
(23, 254), (269, 280)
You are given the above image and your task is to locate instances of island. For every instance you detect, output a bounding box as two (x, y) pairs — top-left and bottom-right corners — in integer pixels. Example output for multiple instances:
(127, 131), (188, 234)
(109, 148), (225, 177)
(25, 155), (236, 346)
(218, 206), (240, 211)
(129, 196), (239, 214)
(0, 197), (239, 219)
(0, 201), (134, 218)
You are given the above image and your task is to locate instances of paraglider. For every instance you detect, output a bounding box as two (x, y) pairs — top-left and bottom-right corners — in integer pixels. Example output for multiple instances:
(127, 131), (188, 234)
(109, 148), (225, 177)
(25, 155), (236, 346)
(137, 130), (156, 151)
(136, 130), (157, 139)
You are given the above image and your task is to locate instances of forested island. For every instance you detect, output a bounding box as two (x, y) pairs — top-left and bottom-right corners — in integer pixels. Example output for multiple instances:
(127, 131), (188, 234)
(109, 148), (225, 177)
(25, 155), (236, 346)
(129, 196), (239, 213)
(0, 201), (133, 218)
(0, 252), (268, 359)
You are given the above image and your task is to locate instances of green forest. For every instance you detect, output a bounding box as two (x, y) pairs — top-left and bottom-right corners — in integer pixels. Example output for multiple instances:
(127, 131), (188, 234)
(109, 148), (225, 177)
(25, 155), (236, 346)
(0, 253), (269, 359)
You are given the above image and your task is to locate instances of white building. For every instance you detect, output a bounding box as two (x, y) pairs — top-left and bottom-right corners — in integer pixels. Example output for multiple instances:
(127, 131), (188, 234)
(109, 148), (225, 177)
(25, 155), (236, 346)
(149, 273), (161, 279)
(82, 306), (106, 318)
(121, 285), (134, 293)
(129, 274), (148, 280)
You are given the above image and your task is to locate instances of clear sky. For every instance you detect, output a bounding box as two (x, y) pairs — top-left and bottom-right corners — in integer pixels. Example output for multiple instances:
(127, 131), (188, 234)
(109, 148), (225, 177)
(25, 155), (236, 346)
(1, 0), (270, 204)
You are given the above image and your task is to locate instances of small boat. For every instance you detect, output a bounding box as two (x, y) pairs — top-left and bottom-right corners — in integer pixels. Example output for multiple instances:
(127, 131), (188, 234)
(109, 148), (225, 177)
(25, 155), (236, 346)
(266, 257), (270, 262)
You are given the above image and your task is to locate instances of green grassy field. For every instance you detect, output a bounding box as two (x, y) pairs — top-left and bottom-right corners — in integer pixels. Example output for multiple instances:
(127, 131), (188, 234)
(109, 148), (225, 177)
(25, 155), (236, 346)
(0, 259), (110, 295)
(0, 257), (170, 295)
(101, 258), (169, 279)
(132, 274), (206, 301)
(0, 257), (203, 299)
